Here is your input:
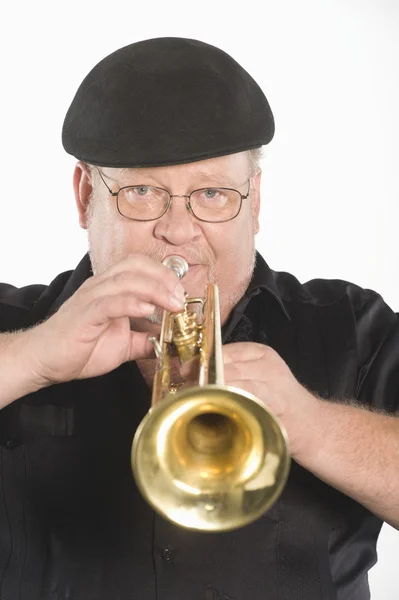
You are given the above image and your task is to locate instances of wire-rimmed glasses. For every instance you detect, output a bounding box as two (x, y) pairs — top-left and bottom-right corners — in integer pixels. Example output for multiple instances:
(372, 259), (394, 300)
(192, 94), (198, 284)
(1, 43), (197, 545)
(97, 169), (250, 223)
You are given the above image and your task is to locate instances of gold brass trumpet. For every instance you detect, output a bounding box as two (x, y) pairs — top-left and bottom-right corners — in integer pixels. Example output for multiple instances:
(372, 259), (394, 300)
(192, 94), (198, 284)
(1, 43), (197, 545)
(131, 256), (290, 532)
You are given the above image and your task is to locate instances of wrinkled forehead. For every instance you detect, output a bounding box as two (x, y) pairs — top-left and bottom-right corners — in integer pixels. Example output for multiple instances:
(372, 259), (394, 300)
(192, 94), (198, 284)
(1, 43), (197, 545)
(99, 152), (252, 188)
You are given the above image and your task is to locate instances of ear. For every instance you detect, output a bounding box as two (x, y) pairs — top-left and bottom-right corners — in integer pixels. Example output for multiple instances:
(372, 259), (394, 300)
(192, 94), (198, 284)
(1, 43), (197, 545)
(73, 162), (94, 229)
(252, 170), (262, 235)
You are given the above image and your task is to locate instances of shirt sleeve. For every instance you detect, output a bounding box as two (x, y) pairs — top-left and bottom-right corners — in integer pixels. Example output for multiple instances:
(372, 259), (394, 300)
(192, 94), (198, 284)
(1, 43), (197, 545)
(354, 289), (399, 413)
(0, 282), (46, 331)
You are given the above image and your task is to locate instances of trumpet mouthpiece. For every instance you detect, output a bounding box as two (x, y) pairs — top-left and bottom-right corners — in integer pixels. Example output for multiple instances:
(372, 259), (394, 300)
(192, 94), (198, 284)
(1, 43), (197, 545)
(162, 255), (189, 280)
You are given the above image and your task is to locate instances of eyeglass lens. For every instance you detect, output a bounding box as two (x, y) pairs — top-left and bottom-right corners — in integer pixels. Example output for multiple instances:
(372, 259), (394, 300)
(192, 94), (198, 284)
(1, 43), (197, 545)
(117, 186), (242, 222)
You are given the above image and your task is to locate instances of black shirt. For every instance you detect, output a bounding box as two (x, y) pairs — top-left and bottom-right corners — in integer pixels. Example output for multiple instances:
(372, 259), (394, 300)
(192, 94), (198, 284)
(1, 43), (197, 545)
(0, 253), (398, 600)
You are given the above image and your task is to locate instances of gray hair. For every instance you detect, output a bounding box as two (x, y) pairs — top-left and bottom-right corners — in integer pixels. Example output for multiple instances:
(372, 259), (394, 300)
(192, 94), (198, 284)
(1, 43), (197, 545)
(247, 147), (264, 176)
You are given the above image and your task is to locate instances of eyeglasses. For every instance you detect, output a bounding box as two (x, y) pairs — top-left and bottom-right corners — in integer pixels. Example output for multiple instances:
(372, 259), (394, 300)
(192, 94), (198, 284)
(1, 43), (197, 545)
(96, 169), (250, 223)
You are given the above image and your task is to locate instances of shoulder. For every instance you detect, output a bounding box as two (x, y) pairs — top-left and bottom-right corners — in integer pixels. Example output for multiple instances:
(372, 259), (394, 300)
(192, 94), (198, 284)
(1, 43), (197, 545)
(0, 270), (75, 331)
(252, 254), (398, 336)
(254, 253), (384, 317)
(270, 269), (398, 386)
(0, 282), (47, 312)
(264, 265), (397, 349)
(271, 268), (385, 316)
(0, 255), (93, 332)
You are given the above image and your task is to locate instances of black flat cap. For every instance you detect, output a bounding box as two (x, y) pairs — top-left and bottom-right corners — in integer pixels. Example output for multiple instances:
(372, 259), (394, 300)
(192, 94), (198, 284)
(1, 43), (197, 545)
(62, 37), (274, 168)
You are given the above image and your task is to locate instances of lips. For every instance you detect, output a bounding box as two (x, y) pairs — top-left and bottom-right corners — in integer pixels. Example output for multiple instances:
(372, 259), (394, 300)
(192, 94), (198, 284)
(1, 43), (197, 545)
(162, 254), (204, 265)
(186, 264), (202, 273)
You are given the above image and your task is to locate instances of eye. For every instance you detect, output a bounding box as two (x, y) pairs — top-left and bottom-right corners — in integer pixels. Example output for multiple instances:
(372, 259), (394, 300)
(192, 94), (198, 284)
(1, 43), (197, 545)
(123, 186), (152, 202)
(135, 186), (150, 196)
(204, 188), (218, 199)
(195, 188), (229, 207)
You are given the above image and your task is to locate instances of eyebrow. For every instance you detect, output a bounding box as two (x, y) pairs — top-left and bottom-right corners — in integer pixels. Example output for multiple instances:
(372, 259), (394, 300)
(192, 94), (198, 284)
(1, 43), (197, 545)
(190, 170), (238, 187)
(103, 168), (239, 188)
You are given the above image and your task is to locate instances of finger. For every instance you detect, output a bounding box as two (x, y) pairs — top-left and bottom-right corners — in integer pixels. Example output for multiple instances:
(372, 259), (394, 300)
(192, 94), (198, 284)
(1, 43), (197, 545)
(129, 331), (155, 361)
(224, 378), (262, 397)
(224, 379), (276, 410)
(76, 295), (156, 342)
(227, 380), (285, 422)
(81, 287), (183, 333)
(79, 255), (185, 311)
(224, 362), (261, 382)
(90, 255), (182, 295)
(89, 273), (185, 313)
(223, 342), (271, 364)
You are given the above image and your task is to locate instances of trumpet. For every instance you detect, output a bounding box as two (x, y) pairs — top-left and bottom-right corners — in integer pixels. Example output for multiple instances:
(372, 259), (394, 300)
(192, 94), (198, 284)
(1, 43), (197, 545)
(131, 256), (290, 532)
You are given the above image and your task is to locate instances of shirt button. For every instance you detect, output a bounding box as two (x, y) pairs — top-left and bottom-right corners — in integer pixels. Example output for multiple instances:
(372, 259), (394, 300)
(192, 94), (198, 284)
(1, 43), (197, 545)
(6, 439), (15, 449)
(162, 547), (174, 563)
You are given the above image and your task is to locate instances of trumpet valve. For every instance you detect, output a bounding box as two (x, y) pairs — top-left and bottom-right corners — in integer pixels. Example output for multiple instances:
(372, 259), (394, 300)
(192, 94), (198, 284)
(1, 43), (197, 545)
(172, 307), (202, 364)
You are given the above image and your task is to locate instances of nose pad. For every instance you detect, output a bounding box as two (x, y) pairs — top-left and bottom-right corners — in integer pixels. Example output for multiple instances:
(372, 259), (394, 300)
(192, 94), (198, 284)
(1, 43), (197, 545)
(185, 200), (194, 216)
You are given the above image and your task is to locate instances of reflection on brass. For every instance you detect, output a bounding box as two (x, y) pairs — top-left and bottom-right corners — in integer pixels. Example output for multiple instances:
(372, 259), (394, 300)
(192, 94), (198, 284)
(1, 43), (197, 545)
(131, 256), (290, 532)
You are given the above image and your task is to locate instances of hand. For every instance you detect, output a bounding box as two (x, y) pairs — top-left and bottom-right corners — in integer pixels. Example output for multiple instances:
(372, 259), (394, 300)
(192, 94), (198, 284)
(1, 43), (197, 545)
(24, 255), (186, 386)
(223, 342), (319, 459)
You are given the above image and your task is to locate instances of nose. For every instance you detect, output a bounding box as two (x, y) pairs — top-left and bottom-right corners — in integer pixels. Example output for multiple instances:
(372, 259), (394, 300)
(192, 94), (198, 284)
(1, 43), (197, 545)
(153, 195), (202, 246)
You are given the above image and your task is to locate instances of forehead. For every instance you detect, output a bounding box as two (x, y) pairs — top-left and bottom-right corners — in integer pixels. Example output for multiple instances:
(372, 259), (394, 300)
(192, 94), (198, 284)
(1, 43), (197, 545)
(101, 152), (250, 186)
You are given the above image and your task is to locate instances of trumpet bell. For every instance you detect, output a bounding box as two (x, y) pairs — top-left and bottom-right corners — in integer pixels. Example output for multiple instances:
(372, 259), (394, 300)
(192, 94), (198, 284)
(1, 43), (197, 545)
(131, 384), (290, 532)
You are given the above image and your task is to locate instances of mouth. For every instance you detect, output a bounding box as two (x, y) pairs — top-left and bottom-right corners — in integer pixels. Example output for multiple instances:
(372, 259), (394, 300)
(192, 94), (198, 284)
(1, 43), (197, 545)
(186, 263), (205, 273)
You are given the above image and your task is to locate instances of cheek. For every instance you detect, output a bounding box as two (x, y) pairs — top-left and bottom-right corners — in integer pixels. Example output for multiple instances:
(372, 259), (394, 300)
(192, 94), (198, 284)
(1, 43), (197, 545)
(216, 213), (255, 256)
(211, 218), (255, 279)
(88, 203), (158, 274)
(87, 203), (130, 272)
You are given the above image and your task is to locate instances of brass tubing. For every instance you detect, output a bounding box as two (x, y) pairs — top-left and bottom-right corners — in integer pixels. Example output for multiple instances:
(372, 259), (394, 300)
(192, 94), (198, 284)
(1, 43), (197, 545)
(131, 255), (290, 531)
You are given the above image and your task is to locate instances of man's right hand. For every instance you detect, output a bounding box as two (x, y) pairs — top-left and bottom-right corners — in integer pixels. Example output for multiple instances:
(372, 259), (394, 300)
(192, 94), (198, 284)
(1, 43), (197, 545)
(1, 255), (186, 405)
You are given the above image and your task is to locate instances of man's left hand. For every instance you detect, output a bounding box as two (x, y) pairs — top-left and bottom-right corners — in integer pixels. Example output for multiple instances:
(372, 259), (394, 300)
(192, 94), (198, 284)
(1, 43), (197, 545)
(223, 342), (320, 459)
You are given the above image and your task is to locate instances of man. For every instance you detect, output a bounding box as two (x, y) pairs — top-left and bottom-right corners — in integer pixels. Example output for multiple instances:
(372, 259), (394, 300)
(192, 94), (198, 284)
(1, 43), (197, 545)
(0, 37), (398, 600)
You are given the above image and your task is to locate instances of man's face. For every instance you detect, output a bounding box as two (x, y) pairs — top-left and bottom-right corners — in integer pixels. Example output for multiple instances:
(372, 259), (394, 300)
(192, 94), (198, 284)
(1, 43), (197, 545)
(75, 152), (261, 326)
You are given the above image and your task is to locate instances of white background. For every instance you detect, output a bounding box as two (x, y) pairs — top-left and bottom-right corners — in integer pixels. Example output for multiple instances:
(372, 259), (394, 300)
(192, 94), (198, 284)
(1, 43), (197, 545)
(0, 1), (398, 597)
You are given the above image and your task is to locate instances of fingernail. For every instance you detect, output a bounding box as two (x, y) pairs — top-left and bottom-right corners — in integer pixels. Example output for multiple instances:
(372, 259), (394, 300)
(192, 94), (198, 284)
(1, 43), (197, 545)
(140, 302), (155, 315)
(171, 295), (184, 309)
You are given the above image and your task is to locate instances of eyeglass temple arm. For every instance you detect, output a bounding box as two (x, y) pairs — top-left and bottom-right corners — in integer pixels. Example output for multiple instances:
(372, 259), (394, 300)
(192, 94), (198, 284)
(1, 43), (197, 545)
(96, 168), (118, 196)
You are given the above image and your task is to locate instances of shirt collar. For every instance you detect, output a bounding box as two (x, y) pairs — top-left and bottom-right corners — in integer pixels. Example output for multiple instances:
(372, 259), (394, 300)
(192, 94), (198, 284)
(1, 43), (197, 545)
(48, 254), (93, 316)
(246, 252), (291, 321)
